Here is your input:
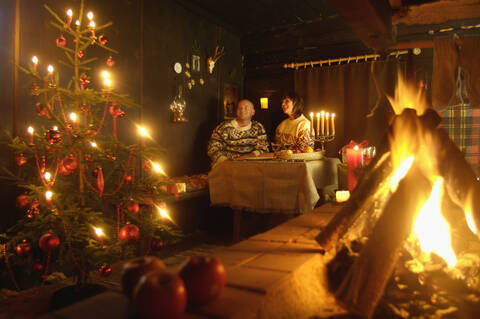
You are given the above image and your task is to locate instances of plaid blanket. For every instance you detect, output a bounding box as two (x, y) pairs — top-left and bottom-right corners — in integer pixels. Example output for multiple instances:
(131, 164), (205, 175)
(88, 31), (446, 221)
(440, 104), (480, 177)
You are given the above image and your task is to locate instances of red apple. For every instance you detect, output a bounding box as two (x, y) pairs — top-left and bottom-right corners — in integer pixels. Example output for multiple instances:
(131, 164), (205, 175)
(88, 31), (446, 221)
(293, 149), (301, 154)
(179, 256), (226, 306)
(121, 256), (166, 299)
(132, 271), (186, 319)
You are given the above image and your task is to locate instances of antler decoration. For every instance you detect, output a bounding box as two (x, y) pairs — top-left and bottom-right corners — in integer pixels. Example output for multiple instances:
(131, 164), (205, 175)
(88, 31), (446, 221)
(207, 45), (225, 74)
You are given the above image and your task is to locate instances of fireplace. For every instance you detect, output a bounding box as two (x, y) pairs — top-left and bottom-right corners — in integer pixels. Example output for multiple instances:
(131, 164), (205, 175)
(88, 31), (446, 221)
(316, 78), (480, 318)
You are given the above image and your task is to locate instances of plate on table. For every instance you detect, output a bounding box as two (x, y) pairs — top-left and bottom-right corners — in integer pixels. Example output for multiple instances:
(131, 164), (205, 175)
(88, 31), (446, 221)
(275, 150), (324, 161)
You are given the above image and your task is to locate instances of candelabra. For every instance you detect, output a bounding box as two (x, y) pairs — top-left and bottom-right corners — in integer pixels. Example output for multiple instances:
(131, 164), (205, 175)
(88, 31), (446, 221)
(314, 135), (335, 151)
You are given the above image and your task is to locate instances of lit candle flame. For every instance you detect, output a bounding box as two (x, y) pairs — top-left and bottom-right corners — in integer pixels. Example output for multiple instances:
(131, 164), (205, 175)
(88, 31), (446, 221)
(94, 227), (104, 237)
(89, 21), (95, 29)
(32, 56), (38, 64)
(75, 19), (80, 26)
(103, 78), (112, 87)
(101, 70), (109, 79)
(47, 65), (54, 73)
(321, 110), (325, 116)
(44, 172), (51, 181)
(90, 141), (97, 148)
(69, 112), (77, 122)
(138, 126), (149, 137)
(53, 126), (58, 131)
(151, 161), (166, 175)
(27, 126), (34, 134)
(45, 190), (53, 201)
(155, 205), (173, 222)
(67, 9), (73, 17)
(332, 113), (336, 119)
(87, 11), (93, 20)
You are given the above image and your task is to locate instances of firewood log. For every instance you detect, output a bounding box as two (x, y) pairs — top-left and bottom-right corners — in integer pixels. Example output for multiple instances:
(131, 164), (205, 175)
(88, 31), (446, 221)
(315, 108), (428, 250)
(335, 164), (432, 318)
(315, 152), (392, 250)
(431, 127), (480, 236)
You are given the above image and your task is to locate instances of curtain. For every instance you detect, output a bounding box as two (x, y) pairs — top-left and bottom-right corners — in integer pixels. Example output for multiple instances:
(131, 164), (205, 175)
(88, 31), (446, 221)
(294, 60), (399, 157)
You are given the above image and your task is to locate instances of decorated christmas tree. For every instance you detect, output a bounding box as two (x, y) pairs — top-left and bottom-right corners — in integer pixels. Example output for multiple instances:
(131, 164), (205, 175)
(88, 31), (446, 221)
(1, 0), (181, 290)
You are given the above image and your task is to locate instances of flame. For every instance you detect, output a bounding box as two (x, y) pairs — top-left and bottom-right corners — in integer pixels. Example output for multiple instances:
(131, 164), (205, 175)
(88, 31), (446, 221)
(464, 189), (478, 235)
(94, 227), (104, 237)
(155, 205), (174, 223)
(390, 156), (414, 192)
(413, 177), (457, 267)
(387, 73), (428, 116)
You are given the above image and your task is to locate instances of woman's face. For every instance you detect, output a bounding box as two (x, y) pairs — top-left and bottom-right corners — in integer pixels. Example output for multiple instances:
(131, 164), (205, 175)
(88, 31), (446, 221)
(281, 98), (294, 117)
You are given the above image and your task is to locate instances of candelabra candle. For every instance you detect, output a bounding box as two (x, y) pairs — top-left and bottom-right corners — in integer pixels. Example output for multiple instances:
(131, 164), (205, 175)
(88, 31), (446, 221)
(331, 113), (336, 136)
(321, 110), (325, 136)
(316, 113), (320, 137)
(309, 112), (314, 136)
(326, 112), (330, 136)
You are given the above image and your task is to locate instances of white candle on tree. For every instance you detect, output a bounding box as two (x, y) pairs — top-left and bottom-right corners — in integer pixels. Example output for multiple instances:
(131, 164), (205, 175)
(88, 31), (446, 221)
(331, 113), (336, 136)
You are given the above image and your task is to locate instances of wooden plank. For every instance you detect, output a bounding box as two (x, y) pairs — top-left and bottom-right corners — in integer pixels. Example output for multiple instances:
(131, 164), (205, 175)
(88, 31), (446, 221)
(327, 0), (394, 50)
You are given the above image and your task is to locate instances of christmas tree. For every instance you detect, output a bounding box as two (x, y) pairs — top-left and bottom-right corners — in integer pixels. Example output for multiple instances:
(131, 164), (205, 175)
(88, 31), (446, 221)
(1, 0), (181, 290)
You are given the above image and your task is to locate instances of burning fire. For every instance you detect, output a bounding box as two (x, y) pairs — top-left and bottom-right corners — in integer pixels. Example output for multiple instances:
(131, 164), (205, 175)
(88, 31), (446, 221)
(413, 177), (457, 267)
(387, 73), (459, 268)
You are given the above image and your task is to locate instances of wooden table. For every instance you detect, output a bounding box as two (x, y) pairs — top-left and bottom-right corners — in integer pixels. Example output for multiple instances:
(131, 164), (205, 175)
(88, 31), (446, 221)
(208, 157), (340, 241)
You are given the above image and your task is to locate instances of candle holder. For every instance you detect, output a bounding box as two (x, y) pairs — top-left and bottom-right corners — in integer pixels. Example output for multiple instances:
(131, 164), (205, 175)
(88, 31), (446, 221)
(314, 135), (335, 151)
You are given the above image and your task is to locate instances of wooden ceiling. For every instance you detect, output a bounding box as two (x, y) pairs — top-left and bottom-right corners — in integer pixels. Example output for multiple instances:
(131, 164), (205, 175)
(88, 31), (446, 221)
(176, 0), (480, 69)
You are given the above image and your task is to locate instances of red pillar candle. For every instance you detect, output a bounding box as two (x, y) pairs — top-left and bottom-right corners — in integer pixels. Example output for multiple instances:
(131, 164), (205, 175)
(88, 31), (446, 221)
(346, 145), (363, 191)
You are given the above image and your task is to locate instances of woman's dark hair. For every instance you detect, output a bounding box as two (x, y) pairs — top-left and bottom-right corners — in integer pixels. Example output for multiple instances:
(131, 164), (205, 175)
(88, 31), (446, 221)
(282, 92), (304, 119)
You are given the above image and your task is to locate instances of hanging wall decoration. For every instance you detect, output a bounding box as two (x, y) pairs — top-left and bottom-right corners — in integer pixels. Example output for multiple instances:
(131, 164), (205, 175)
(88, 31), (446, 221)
(207, 45), (225, 74)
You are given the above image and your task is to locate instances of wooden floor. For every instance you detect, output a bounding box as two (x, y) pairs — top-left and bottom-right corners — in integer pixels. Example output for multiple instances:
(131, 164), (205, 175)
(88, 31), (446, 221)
(3, 203), (346, 319)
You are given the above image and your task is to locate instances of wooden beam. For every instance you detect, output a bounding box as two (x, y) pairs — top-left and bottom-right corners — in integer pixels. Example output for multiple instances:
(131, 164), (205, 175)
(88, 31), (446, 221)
(389, 39), (463, 49)
(327, 0), (395, 51)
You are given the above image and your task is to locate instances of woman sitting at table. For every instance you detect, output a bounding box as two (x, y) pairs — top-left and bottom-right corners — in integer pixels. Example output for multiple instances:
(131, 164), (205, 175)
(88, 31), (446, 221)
(275, 92), (314, 151)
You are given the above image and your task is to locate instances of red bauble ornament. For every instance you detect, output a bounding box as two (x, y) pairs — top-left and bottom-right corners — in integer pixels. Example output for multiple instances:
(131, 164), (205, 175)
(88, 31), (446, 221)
(59, 162), (74, 176)
(106, 56), (115, 67)
(77, 50), (84, 59)
(62, 155), (78, 171)
(16, 240), (31, 256)
(151, 238), (164, 251)
(98, 35), (108, 45)
(32, 262), (44, 273)
(36, 102), (49, 117)
(99, 264), (112, 277)
(56, 35), (66, 47)
(179, 256), (226, 306)
(132, 271), (187, 319)
(31, 84), (40, 96)
(127, 201), (139, 214)
(16, 155), (27, 167)
(119, 224), (140, 243)
(45, 129), (62, 144)
(92, 168), (99, 178)
(121, 256), (166, 299)
(124, 175), (133, 183)
(16, 194), (31, 209)
(38, 233), (60, 252)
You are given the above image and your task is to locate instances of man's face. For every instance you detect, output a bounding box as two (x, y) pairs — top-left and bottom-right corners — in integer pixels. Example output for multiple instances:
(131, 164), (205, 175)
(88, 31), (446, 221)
(236, 101), (255, 121)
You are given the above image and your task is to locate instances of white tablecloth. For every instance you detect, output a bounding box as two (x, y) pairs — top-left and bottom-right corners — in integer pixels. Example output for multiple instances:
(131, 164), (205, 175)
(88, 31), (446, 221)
(208, 157), (340, 213)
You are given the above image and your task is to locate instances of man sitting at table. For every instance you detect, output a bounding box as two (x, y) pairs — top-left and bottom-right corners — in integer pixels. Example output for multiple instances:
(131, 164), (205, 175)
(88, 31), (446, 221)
(208, 99), (269, 167)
